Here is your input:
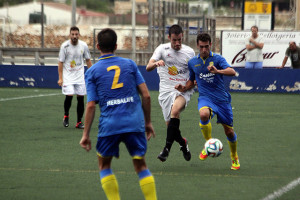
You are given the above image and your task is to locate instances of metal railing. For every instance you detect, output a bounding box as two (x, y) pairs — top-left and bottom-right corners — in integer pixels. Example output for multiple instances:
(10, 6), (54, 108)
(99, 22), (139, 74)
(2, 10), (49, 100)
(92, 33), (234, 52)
(0, 47), (153, 66)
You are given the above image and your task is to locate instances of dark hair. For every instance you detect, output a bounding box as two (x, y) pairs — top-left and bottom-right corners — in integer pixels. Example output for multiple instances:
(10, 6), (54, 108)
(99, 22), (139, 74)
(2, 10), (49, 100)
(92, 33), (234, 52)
(196, 33), (211, 44)
(70, 26), (80, 33)
(251, 25), (258, 31)
(97, 28), (117, 53)
(168, 24), (183, 36)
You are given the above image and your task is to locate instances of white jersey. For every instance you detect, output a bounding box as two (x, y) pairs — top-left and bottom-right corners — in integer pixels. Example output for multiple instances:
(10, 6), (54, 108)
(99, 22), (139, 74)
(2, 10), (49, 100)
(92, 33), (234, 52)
(58, 40), (91, 85)
(150, 43), (195, 93)
(245, 35), (264, 62)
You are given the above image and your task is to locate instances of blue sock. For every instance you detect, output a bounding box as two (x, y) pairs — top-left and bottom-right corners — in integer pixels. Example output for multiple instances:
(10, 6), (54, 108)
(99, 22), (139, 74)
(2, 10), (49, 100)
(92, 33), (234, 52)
(138, 169), (151, 180)
(100, 168), (113, 179)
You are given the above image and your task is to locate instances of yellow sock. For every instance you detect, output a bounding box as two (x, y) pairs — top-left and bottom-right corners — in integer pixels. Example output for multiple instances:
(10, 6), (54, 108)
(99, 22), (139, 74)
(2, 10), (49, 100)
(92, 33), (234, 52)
(139, 176), (157, 200)
(199, 121), (212, 141)
(228, 140), (238, 160)
(101, 174), (120, 200)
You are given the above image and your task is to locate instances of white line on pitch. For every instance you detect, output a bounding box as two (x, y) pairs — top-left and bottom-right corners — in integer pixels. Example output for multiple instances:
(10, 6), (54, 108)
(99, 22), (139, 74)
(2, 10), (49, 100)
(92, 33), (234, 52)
(261, 176), (300, 200)
(0, 93), (60, 102)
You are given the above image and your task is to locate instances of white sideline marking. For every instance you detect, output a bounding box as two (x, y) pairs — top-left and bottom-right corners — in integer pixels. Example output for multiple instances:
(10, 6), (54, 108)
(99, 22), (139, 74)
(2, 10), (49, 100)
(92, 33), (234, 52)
(0, 93), (60, 102)
(261, 177), (300, 200)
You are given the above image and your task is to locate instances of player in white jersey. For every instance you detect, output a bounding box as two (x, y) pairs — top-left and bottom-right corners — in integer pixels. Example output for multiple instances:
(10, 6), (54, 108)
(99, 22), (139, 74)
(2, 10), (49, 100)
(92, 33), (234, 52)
(58, 26), (92, 129)
(146, 24), (195, 162)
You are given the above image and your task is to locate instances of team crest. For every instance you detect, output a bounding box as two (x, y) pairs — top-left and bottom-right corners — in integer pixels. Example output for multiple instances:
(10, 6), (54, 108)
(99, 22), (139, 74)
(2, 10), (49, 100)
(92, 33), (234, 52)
(168, 66), (178, 75)
(70, 60), (76, 68)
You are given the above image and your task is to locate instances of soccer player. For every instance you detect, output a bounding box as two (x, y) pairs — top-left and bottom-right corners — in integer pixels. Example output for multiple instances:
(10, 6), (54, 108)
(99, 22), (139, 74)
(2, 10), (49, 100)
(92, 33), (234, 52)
(79, 28), (157, 200)
(146, 24), (195, 162)
(175, 33), (240, 170)
(58, 26), (92, 129)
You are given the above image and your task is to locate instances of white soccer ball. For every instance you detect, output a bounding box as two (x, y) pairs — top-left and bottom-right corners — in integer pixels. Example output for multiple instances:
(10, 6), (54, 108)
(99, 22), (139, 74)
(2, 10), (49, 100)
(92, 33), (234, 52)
(204, 138), (223, 157)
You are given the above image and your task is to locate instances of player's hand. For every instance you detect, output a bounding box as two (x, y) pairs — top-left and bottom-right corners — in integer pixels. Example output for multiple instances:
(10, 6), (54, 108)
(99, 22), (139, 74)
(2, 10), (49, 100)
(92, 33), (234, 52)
(207, 65), (218, 74)
(155, 60), (165, 67)
(80, 135), (92, 152)
(175, 84), (185, 92)
(145, 123), (155, 141)
(57, 79), (63, 87)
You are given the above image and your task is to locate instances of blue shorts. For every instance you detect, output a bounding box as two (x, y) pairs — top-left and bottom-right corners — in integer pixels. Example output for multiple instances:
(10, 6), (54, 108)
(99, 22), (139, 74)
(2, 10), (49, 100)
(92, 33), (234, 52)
(96, 132), (147, 159)
(198, 96), (233, 127)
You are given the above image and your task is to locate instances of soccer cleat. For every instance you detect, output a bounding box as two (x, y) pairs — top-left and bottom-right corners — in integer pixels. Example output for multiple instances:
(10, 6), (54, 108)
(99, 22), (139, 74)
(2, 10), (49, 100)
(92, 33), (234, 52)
(63, 115), (69, 127)
(76, 121), (84, 129)
(199, 149), (208, 160)
(231, 157), (240, 170)
(157, 147), (169, 162)
(180, 138), (191, 161)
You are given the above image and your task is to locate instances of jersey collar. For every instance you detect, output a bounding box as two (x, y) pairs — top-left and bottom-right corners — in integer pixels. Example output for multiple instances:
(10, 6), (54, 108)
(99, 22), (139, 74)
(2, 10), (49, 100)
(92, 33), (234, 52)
(197, 51), (214, 59)
(99, 54), (115, 60)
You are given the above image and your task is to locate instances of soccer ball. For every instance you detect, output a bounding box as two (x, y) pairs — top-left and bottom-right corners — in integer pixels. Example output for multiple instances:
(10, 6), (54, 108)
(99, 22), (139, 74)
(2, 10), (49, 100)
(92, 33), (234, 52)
(204, 138), (223, 157)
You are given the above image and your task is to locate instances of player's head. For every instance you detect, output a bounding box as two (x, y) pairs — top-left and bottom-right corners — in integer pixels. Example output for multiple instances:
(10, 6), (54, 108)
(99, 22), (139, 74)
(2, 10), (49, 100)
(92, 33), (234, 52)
(289, 41), (297, 51)
(97, 28), (117, 53)
(196, 33), (212, 59)
(251, 25), (258, 37)
(69, 26), (80, 45)
(168, 24), (183, 51)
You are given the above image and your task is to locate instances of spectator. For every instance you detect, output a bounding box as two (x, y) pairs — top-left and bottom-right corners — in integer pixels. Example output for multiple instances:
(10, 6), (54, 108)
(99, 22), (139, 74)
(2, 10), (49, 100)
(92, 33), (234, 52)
(245, 25), (264, 69)
(277, 41), (300, 69)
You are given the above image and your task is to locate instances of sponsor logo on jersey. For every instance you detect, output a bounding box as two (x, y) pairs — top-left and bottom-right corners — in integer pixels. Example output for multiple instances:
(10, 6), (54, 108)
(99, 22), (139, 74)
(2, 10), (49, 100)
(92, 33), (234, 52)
(168, 66), (178, 75)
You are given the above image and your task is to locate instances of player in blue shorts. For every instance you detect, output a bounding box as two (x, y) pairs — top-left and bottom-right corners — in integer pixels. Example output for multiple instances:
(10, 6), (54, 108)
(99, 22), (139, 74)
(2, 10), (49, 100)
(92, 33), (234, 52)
(79, 28), (157, 199)
(175, 33), (240, 170)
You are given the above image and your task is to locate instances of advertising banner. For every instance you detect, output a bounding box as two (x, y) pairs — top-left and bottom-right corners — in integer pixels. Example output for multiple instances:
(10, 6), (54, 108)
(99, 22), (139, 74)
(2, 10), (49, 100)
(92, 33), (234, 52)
(243, 1), (273, 30)
(221, 31), (300, 68)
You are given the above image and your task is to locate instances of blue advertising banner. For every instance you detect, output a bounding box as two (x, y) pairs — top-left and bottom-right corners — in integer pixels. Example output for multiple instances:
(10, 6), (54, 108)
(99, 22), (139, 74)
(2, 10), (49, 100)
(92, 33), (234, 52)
(0, 65), (299, 93)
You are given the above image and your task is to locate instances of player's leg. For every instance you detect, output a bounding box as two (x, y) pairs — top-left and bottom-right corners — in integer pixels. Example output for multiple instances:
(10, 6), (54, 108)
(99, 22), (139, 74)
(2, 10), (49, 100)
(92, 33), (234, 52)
(170, 96), (191, 161)
(218, 103), (240, 170)
(199, 107), (212, 160)
(74, 84), (86, 128)
(76, 95), (84, 129)
(63, 95), (73, 127)
(133, 159), (157, 200)
(97, 135), (121, 199)
(98, 156), (120, 200)
(125, 132), (157, 200)
(62, 84), (75, 127)
(222, 124), (240, 170)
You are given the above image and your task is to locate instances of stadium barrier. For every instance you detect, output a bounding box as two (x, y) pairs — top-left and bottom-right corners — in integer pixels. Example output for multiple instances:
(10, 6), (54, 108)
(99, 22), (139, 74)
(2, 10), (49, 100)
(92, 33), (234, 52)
(0, 65), (299, 93)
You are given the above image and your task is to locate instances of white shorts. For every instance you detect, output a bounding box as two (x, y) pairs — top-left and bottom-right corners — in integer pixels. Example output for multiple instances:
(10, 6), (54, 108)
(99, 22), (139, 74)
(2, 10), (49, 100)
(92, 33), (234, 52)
(158, 89), (194, 122)
(62, 84), (86, 96)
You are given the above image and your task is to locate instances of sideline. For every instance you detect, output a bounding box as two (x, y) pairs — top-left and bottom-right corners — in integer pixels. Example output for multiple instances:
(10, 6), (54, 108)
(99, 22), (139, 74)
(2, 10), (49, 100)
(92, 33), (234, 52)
(0, 93), (60, 102)
(261, 177), (300, 200)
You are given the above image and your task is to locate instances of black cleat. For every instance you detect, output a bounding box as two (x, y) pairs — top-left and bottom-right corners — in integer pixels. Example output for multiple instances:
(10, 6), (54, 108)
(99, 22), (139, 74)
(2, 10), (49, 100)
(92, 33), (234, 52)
(157, 147), (169, 162)
(63, 115), (69, 127)
(180, 138), (191, 161)
(76, 121), (84, 129)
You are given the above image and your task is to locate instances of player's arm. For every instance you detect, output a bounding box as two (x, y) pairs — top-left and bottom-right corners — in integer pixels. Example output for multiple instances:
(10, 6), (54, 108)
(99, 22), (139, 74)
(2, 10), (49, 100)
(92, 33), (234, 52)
(175, 80), (194, 93)
(57, 61), (63, 86)
(138, 82), (155, 140)
(86, 59), (92, 68)
(146, 59), (165, 71)
(80, 100), (95, 152)
(208, 65), (236, 76)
